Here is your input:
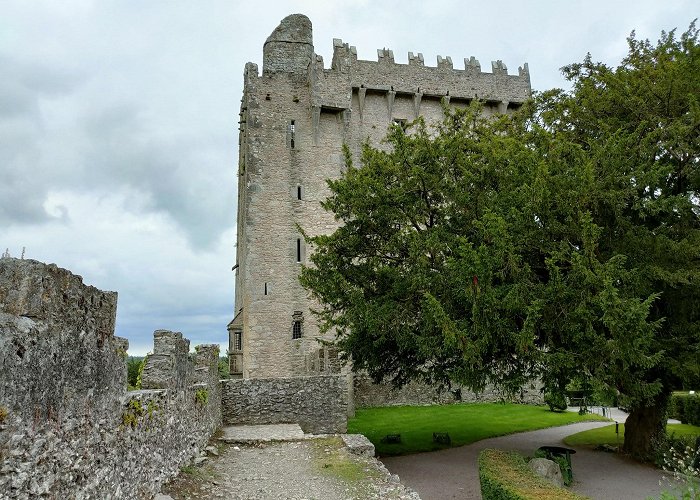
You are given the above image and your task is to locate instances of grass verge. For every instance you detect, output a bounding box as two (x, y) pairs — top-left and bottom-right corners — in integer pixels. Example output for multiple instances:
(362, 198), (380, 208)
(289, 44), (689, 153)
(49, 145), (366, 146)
(348, 403), (607, 456)
(479, 449), (589, 500)
(564, 423), (700, 448)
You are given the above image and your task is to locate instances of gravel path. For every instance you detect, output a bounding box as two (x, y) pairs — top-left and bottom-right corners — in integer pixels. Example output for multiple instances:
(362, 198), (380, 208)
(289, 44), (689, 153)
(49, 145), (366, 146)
(161, 436), (419, 500)
(381, 421), (670, 500)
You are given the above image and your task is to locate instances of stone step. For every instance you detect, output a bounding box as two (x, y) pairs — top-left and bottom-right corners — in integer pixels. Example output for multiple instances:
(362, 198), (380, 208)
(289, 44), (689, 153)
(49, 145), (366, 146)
(219, 423), (305, 443)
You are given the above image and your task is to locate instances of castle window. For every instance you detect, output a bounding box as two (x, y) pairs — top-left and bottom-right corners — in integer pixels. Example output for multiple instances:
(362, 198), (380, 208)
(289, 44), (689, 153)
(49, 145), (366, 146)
(264, 282), (268, 295)
(290, 120), (295, 149)
(292, 311), (303, 339)
(296, 238), (302, 263)
(297, 185), (302, 200)
(233, 331), (242, 351)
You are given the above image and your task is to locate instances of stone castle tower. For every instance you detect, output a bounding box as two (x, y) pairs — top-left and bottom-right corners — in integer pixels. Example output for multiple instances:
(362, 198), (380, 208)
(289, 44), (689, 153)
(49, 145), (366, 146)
(229, 14), (532, 379)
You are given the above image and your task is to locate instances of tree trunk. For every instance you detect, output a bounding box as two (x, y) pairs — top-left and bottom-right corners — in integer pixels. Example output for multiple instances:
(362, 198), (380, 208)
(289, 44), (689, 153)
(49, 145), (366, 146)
(623, 391), (670, 461)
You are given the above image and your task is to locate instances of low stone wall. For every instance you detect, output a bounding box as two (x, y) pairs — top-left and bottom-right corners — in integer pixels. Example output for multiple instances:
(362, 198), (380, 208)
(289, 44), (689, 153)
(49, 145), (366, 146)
(221, 375), (348, 433)
(354, 375), (543, 408)
(0, 259), (221, 499)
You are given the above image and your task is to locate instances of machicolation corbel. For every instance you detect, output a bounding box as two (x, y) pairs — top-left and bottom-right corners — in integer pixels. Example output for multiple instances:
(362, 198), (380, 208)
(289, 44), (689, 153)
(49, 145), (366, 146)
(386, 90), (396, 119)
(413, 91), (423, 118)
(358, 87), (367, 120)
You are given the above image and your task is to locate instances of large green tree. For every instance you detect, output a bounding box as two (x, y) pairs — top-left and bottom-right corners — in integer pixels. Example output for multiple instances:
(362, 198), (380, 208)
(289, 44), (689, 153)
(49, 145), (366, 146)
(300, 24), (700, 460)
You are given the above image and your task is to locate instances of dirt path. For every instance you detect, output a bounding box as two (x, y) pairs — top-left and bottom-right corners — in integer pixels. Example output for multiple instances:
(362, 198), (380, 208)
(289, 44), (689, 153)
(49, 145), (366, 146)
(381, 421), (669, 499)
(160, 436), (419, 500)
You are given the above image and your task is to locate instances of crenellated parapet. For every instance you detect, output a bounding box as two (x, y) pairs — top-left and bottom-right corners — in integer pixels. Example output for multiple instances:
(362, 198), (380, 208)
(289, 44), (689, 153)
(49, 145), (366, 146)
(141, 330), (192, 390)
(244, 18), (531, 110)
(309, 38), (531, 112)
(331, 38), (358, 72)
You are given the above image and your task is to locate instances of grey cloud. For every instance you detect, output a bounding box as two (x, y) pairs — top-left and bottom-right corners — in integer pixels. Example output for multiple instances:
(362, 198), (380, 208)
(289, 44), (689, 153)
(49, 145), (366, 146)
(79, 105), (235, 248)
(0, 56), (83, 116)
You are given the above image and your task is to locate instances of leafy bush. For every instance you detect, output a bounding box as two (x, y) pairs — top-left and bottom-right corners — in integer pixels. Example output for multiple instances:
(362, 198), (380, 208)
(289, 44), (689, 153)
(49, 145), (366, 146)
(544, 392), (568, 412)
(126, 356), (144, 389)
(655, 434), (699, 499)
(135, 354), (149, 390)
(669, 394), (700, 426)
(195, 388), (209, 407)
(479, 449), (588, 500)
(218, 356), (230, 380)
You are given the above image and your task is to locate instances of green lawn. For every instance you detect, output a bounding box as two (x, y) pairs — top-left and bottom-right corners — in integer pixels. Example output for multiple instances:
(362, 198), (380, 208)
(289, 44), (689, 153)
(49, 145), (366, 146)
(348, 403), (607, 456)
(564, 423), (700, 447)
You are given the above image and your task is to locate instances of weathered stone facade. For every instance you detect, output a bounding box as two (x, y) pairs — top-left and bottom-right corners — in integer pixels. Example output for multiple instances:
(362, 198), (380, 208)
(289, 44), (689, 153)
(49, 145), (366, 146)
(230, 14), (532, 380)
(0, 259), (221, 499)
(221, 375), (348, 434)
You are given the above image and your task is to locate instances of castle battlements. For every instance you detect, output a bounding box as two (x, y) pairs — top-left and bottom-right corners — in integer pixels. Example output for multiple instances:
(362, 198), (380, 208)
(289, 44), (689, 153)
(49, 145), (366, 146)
(328, 37), (529, 80)
(246, 17), (530, 113)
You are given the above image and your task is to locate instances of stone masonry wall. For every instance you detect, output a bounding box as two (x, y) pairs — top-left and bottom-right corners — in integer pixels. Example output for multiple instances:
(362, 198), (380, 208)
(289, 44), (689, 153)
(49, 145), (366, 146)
(0, 259), (221, 499)
(353, 375), (544, 408)
(221, 375), (348, 434)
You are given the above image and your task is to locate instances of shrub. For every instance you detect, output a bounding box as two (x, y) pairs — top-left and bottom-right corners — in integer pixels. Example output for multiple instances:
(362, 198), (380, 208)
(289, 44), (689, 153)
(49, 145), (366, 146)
(218, 357), (230, 380)
(195, 388), (209, 407)
(669, 394), (700, 426)
(544, 392), (568, 412)
(479, 449), (588, 500)
(135, 354), (150, 390)
(121, 399), (144, 429)
(126, 356), (144, 389)
(656, 435), (699, 499)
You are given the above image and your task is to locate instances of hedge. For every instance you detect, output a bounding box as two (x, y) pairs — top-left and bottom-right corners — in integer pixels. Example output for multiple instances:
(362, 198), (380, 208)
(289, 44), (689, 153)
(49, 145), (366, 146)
(668, 393), (700, 426)
(479, 449), (589, 500)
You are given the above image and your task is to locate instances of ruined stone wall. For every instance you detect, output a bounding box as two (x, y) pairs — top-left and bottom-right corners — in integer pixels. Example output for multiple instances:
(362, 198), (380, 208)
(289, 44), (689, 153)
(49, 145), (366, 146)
(232, 14), (533, 380)
(353, 375), (544, 408)
(0, 259), (221, 499)
(221, 375), (348, 434)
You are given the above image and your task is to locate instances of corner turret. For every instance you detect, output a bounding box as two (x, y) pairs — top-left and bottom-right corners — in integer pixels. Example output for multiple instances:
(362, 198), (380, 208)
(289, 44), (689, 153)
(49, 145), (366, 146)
(263, 14), (314, 75)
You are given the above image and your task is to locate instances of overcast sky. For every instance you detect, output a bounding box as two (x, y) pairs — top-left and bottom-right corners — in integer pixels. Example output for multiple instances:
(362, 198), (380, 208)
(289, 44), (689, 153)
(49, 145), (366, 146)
(1, 1), (696, 355)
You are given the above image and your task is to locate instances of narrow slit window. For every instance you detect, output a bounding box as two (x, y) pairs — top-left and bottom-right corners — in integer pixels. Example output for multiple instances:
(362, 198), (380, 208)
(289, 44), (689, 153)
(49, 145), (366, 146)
(292, 311), (303, 339)
(296, 238), (302, 263)
(290, 120), (295, 149)
(297, 185), (302, 200)
(264, 282), (268, 295)
(292, 320), (302, 339)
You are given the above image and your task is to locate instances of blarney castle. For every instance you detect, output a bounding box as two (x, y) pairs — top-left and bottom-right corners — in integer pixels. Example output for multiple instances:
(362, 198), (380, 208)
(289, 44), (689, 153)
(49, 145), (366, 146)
(229, 13), (533, 405)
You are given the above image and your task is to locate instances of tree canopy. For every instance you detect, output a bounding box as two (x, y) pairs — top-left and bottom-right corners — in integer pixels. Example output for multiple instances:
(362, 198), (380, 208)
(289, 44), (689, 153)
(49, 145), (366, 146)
(300, 23), (700, 459)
